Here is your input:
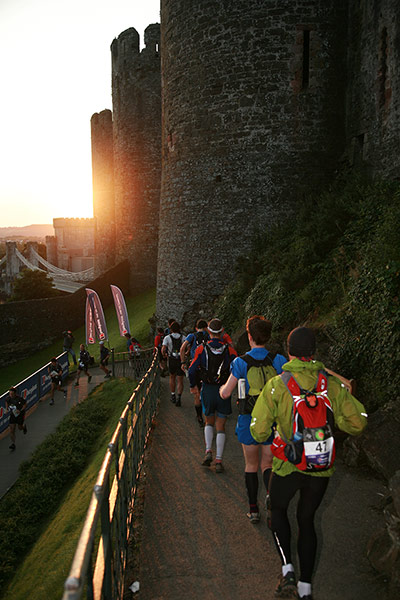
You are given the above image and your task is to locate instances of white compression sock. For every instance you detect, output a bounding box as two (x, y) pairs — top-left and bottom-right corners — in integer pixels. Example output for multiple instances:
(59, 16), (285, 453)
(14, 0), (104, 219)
(204, 425), (214, 452)
(282, 564), (295, 576)
(297, 581), (312, 598)
(216, 432), (226, 460)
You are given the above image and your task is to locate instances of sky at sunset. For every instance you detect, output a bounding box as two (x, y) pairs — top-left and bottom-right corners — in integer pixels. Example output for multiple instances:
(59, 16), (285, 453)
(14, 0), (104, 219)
(0, 0), (160, 228)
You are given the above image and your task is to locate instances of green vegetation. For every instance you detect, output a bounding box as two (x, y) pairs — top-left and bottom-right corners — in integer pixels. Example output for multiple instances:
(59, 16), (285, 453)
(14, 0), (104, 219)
(215, 174), (400, 411)
(10, 268), (61, 301)
(0, 378), (134, 597)
(0, 288), (156, 394)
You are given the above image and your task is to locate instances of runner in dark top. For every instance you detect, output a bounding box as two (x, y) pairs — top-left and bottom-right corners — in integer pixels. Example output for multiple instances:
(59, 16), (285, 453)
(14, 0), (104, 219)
(6, 387), (27, 451)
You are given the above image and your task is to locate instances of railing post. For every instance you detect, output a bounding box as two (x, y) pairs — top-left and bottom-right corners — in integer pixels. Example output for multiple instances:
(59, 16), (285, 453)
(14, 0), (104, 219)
(111, 348), (115, 377)
(98, 476), (113, 599)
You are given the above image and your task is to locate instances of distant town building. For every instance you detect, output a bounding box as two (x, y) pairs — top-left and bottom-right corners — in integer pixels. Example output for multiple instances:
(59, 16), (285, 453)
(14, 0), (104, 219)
(46, 218), (94, 272)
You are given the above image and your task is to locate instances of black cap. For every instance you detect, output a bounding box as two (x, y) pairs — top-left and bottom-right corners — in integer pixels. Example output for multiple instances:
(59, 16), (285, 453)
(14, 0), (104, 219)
(287, 327), (316, 358)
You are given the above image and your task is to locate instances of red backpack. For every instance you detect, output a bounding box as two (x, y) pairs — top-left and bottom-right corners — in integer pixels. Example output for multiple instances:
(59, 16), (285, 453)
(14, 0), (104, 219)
(271, 370), (335, 472)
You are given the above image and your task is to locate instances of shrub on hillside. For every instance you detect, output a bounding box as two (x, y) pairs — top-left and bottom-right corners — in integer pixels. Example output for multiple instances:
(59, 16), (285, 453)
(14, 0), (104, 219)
(0, 379), (134, 590)
(215, 174), (400, 411)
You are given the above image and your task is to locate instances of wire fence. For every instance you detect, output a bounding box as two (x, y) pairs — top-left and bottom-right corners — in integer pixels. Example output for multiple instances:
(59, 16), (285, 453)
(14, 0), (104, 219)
(62, 349), (160, 600)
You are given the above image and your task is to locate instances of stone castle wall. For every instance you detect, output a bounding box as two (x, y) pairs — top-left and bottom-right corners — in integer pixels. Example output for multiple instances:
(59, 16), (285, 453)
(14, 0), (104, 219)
(346, 0), (400, 179)
(52, 218), (94, 272)
(111, 24), (161, 293)
(91, 109), (116, 276)
(156, 0), (348, 323)
(90, 1), (400, 325)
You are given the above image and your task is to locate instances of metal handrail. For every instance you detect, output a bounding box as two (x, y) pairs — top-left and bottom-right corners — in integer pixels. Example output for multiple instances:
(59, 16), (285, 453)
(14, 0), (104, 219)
(62, 350), (160, 600)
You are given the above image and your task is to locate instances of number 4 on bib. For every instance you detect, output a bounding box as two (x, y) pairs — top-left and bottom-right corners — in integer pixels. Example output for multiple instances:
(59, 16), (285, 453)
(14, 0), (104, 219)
(272, 370), (335, 472)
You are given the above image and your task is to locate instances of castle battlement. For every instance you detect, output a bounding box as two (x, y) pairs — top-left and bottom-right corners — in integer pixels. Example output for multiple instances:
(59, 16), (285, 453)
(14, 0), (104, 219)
(53, 218), (94, 227)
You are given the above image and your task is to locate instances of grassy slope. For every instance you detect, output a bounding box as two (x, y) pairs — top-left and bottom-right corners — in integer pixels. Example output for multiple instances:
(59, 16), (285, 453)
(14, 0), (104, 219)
(0, 288), (156, 394)
(2, 382), (132, 600)
(0, 288), (156, 597)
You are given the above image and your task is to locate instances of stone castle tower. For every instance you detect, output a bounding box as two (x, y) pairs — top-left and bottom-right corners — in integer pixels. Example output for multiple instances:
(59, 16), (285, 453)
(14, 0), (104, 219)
(91, 109), (115, 276)
(156, 0), (348, 322)
(91, 24), (161, 291)
(92, 0), (399, 324)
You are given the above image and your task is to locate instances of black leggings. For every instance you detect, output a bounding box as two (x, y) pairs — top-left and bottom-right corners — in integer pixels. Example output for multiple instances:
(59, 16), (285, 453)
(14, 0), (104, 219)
(269, 471), (329, 583)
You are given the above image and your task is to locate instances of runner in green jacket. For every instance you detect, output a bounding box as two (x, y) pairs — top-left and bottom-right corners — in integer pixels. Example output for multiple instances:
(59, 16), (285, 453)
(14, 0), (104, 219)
(250, 327), (367, 600)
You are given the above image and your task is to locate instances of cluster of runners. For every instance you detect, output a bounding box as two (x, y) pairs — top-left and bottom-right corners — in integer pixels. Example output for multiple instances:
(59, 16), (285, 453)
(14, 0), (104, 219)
(155, 315), (368, 600)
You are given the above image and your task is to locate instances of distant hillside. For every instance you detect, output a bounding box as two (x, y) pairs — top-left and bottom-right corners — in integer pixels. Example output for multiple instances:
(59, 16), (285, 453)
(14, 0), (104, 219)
(0, 224), (54, 240)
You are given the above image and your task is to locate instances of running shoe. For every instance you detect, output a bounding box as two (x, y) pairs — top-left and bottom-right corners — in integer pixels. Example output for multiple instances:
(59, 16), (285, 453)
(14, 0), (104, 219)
(299, 596), (313, 600)
(215, 461), (224, 473)
(23, 425), (27, 435)
(275, 572), (298, 598)
(170, 394), (176, 404)
(175, 396), (181, 407)
(49, 399), (54, 406)
(202, 451), (213, 467)
(247, 511), (260, 523)
(9, 443), (16, 450)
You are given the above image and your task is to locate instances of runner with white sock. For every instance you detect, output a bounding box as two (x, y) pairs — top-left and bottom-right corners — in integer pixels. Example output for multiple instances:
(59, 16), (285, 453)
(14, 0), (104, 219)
(188, 318), (237, 473)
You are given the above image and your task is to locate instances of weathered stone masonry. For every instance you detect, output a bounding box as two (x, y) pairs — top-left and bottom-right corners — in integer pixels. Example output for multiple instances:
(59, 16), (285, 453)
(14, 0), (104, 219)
(91, 1), (400, 325)
(91, 25), (161, 292)
(346, 0), (400, 178)
(91, 109), (115, 277)
(156, 0), (348, 323)
(111, 25), (161, 293)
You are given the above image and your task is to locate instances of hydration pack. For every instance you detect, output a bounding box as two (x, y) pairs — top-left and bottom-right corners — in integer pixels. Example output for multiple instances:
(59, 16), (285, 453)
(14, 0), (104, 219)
(200, 344), (230, 385)
(239, 353), (277, 414)
(194, 330), (209, 349)
(170, 334), (183, 359)
(272, 370), (335, 472)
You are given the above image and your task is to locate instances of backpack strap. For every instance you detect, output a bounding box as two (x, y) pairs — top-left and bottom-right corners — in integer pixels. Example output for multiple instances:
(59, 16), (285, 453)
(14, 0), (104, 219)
(280, 371), (301, 398)
(241, 353), (275, 369)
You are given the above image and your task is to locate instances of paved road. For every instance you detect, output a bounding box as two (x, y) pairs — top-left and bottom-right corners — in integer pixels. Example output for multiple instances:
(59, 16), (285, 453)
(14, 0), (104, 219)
(128, 379), (388, 600)
(0, 367), (106, 498)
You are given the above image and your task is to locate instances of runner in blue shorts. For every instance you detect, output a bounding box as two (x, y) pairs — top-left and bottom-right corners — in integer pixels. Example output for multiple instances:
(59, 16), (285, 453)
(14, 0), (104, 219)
(189, 318), (237, 473)
(220, 316), (286, 522)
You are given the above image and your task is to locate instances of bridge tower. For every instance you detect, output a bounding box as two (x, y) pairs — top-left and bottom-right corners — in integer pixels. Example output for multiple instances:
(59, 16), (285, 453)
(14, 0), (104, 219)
(156, 0), (347, 323)
(111, 24), (161, 293)
(26, 242), (39, 267)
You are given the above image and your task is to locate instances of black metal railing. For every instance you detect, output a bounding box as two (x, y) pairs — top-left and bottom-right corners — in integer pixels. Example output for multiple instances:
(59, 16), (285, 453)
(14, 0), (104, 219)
(111, 348), (154, 381)
(62, 350), (160, 600)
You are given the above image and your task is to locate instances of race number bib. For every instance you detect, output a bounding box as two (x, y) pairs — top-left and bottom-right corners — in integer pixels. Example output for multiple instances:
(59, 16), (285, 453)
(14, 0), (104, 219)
(303, 427), (334, 469)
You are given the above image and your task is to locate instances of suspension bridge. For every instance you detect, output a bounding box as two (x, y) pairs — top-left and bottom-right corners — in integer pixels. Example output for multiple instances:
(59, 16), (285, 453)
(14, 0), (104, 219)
(0, 241), (94, 294)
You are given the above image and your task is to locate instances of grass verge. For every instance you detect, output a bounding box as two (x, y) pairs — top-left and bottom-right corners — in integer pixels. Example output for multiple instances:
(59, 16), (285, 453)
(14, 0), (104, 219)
(0, 378), (135, 598)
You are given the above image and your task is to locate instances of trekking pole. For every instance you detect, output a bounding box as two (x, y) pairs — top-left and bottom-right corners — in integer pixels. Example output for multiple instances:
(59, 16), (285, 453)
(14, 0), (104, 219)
(111, 348), (115, 378)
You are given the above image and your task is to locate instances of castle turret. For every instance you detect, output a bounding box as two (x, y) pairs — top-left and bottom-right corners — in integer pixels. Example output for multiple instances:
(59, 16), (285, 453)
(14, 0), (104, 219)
(156, 0), (347, 323)
(111, 25), (161, 292)
(91, 109), (116, 276)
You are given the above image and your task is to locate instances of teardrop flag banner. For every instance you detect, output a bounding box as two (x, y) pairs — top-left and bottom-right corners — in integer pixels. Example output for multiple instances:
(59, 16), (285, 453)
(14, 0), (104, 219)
(85, 296), (96, 345)
(85, 288), (108, 344)
(110, 285), (131, 336)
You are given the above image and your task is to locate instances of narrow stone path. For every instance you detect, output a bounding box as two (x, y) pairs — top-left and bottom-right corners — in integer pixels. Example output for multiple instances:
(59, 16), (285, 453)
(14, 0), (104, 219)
(128, 379), (387, 600)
